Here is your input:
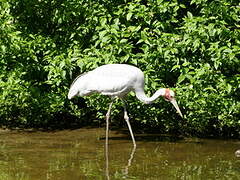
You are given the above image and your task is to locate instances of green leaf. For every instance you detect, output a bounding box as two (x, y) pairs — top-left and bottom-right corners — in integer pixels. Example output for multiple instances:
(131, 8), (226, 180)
(120, 39), (128, 43)
(99, 30), (107, 39)
(171, 65), (180, 71)
(100, 18), (107, 26)
(187, 11), (193, 19)
(182, 62), (190, 67)
(178, 74), (186, 84)
(127, 12), (133, 21)
(141, 31), (147, 41)
(102, 36), (109, 43)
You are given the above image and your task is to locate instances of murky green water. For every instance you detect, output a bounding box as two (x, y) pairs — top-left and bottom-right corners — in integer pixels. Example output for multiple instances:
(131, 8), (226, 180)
(0, 128), (239, 180)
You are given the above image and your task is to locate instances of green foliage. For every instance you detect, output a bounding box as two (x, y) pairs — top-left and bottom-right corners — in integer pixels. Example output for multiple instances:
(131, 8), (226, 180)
(0, 0), (239, 136)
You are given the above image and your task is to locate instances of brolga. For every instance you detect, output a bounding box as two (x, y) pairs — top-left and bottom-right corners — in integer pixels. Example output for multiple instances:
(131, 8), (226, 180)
(68, 64), (183, 147)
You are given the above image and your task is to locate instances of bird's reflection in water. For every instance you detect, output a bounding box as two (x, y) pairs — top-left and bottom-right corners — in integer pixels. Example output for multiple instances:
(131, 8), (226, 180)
(123, 145), (136, 177)
(105, 138), (136, 180)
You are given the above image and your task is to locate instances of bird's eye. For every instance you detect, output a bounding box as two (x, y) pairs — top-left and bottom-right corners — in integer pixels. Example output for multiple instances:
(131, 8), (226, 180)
(164, 88), (172, 101)
(164, 95), (172, 101)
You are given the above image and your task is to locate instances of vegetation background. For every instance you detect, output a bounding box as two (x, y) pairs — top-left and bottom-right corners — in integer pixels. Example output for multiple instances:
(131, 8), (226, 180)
(0, 0), (239, 137)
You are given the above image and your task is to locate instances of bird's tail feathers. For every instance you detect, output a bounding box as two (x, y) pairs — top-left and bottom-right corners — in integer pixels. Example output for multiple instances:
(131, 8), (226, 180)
(70, 72), (88, 88)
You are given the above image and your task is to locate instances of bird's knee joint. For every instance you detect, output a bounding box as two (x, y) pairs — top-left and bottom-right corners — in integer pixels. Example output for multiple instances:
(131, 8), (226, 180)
(124, 115), (129, 121)
(106, 113), (110, 119)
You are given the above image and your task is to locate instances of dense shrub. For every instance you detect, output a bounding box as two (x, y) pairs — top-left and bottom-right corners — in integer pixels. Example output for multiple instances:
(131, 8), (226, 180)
(0, 0), (239, 137)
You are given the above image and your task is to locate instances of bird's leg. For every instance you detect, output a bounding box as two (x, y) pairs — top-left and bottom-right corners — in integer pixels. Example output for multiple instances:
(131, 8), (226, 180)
(106, 100), (114, 146)
(105, 100), (114, 179)
(121, 99), (136, 147)
(105, 101), (113, 180)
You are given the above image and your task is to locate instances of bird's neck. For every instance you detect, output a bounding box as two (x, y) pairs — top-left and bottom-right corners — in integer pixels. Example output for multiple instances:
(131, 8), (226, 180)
(135, 88), (166, 104)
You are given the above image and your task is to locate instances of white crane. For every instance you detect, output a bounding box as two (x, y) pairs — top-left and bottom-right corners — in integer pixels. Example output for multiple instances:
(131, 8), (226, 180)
(68, 64), (183, 147)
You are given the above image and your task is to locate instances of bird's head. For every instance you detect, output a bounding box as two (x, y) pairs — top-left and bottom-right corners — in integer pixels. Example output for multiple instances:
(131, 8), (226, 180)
(163, 88), (175, 102)
(163, 88), (183, 118)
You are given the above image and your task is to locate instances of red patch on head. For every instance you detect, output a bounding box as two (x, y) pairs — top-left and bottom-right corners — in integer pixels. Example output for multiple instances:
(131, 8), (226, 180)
(164, 88), (171, 101)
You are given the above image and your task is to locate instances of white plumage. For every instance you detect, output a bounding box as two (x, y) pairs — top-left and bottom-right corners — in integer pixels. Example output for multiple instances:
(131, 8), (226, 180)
(68, 64), (183, 147)
(68, 64), (144, 98)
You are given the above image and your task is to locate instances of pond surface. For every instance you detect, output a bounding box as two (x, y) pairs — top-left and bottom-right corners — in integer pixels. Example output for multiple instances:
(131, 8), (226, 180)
(0, 128), (239, 180)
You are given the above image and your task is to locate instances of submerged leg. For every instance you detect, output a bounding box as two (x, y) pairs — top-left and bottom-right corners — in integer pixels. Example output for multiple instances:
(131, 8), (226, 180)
(121, 99), (136, 147)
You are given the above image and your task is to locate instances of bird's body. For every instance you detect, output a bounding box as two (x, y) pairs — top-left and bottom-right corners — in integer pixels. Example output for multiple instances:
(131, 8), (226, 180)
(68, 64), (143, 98)
(68, 64), (183, 147)
(68, 64), (168, 104)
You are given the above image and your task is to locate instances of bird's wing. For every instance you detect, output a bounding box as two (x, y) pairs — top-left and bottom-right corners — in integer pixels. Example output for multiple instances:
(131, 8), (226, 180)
(86, 74), (133, 97)
(74, 64), (144, 97)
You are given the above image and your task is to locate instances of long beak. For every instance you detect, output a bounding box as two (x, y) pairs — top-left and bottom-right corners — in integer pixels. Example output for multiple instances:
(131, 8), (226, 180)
(170, 98), (183, 118)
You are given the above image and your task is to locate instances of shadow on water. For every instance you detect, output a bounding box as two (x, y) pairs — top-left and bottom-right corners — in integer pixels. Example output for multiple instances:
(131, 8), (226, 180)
(0, 128), (239, 179)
